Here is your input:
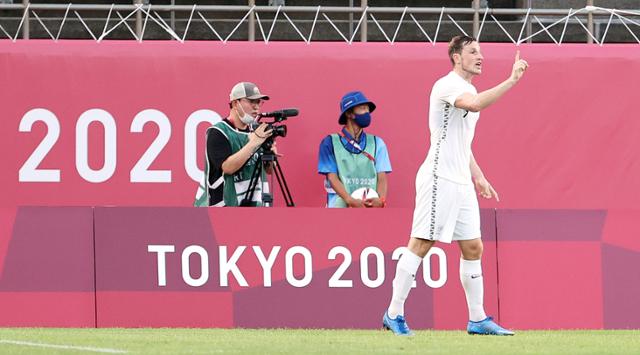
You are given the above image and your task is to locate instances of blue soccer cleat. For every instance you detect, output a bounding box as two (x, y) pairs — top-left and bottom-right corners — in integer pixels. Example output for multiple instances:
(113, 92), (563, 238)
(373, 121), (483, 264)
(467, 316), (514, 336)
(383, 312), (415, 336)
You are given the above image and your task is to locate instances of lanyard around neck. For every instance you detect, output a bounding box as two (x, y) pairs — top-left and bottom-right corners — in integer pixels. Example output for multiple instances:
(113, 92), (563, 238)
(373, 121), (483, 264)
(338, 131), (375, 162)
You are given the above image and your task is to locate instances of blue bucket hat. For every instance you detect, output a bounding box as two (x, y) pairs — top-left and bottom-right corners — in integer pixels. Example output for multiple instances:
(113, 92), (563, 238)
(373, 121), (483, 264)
(339, 91), (376, 125)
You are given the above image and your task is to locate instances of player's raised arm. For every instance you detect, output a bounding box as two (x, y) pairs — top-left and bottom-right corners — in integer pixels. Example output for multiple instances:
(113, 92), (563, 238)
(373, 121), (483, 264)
(455, 50), (529, 112)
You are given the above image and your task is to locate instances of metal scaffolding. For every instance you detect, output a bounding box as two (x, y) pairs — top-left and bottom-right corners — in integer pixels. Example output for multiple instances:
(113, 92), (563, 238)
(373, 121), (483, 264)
(0, 2), (638, 45)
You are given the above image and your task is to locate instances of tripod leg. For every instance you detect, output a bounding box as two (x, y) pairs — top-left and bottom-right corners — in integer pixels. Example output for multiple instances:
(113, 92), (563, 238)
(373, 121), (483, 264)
(273, 160), (295, 207)
(241, 160), (262, 206)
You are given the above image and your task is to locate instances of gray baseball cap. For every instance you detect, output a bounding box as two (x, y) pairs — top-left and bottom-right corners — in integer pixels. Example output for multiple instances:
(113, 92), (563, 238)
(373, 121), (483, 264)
(229, 82), (270, 102)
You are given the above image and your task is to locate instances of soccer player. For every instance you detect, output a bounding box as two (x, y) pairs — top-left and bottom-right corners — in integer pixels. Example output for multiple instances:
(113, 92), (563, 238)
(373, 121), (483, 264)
(383, 35), (528, 336)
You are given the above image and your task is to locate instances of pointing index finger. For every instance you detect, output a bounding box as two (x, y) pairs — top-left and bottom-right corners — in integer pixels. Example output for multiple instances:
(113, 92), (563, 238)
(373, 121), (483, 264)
(515, 50), (520, 62)
(490, 185), (500, 202)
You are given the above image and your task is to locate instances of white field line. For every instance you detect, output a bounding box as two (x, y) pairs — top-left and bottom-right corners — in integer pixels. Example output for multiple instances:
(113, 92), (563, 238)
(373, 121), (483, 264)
(0, 339), (127, 354)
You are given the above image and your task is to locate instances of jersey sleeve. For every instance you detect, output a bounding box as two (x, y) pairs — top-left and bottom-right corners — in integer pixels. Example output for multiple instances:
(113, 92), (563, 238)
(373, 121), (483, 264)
(437, 77), (470, 107)
(374, 136), (392, 173)
(318, 135), (338, 175)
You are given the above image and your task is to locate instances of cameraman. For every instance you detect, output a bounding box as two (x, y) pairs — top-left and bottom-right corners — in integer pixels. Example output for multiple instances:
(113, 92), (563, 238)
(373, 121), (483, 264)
(205, 82), (274, 207)
(317, 91), (392, 208)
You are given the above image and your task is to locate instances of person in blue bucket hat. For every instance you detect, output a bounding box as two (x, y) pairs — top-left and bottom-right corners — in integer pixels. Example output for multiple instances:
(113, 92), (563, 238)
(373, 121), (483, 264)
(317, 91), (392, 208)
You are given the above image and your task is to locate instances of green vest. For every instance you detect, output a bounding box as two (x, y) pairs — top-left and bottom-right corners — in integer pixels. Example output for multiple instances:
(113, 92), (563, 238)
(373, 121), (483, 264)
(331, 133), (378, 208)
(198, 121), (265, 207)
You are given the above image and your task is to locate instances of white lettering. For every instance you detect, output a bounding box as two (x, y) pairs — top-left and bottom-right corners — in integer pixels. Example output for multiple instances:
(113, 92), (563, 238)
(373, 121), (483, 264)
(18, 109), (61, 182)
(184, 110), (222, 183)
(75, 109), (117, 183)
(285, 246), (312, 287)
(252, 246), (281, 287)
(423, 247), (447, 288)
(130, 109), (172, 183)
(219, 246), (248, 287)
(181, 245), (209, 287)
(148, 245), (175, 286)
(328, 246), (353, 288)
(360, 247), (385, 288)
(146, 244), (447, 289)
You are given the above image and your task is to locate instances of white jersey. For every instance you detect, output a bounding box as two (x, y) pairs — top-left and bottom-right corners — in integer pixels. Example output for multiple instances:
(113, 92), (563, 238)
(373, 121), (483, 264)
(420, 71), (480, 185)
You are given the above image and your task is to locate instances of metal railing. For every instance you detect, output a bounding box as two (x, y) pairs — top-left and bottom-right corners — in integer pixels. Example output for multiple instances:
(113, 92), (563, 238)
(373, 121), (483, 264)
(0, 2), (638, 44)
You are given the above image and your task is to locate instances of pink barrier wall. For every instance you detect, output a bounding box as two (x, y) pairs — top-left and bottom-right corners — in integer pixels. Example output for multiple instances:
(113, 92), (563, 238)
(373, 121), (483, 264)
(93, 207), (498, 329)
(1, 206), (638, 329)
(0, 207), (95, 327)
(1, 41), (639, 210)
(1, 41), (638, 329)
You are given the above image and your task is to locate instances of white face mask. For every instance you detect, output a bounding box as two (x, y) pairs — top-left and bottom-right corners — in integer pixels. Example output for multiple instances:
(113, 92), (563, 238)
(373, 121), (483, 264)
(236, 100), (256, 125)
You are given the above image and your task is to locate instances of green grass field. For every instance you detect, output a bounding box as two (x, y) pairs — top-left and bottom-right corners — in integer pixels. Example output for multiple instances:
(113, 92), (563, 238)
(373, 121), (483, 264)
(0, 328), (638, 354)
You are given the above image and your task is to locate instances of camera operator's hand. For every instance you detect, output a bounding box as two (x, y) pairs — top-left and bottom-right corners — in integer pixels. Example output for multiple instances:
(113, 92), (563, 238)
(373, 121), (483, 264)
(346, 197), (365, 208)
(264, 141), (282, 175)
(248, 123), (273, 149)
(271, 141), (283, 157)
(221, 123), (273, 176)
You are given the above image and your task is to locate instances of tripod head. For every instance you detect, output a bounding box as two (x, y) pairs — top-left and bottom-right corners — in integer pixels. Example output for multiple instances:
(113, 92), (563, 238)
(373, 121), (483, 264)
(240, 141), (294, 207)
(240, 108), (298, 207)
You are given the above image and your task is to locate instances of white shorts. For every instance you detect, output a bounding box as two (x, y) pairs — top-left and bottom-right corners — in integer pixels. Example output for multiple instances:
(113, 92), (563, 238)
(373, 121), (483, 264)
(410, 172), (481, 243)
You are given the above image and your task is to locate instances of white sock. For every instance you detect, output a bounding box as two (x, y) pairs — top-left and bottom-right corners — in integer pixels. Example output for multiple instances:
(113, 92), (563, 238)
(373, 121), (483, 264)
(460, 258), (487, 322)
(388, 250), (422, 319)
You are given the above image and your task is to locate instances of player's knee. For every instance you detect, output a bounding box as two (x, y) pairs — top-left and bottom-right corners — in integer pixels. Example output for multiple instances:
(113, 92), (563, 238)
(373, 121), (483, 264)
(407, 237), (434, 258)
(461, 239), (483, 259)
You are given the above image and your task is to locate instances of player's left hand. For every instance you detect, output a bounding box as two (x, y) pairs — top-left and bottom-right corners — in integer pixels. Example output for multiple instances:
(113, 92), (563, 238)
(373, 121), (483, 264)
(364, 197), (384, 208)
(474, 177), (499, 201)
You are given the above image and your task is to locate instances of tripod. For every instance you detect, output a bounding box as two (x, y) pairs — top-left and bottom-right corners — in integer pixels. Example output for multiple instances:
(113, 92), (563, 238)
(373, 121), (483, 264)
(240, 142), (295, 207)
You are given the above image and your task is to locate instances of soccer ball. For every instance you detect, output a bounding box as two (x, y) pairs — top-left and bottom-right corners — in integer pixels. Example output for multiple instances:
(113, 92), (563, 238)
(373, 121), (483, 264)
(350, 187), (379, 200)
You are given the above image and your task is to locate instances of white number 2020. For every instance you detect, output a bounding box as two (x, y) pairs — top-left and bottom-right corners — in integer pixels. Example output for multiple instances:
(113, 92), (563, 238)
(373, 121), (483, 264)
(18, 108), (221, 183)
(327, 246), (447, 288)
